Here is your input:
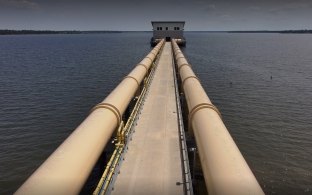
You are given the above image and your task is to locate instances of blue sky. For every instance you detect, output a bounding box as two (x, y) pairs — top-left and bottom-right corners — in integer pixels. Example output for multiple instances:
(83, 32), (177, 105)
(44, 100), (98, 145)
(0, 0), (312, 30)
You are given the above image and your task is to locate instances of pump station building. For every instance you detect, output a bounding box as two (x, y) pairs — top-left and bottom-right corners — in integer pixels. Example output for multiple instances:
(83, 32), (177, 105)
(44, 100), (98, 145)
(151, 21), (186, 46)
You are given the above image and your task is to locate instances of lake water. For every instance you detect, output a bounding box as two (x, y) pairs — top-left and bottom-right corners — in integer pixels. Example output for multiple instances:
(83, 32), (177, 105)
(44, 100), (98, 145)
(0, 32), (311, 194)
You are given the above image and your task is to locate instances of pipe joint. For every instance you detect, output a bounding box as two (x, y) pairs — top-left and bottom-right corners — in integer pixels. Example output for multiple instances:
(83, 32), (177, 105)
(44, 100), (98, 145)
(188, 103), (221, 132)
(182, 76), (200, 87)
(91, 103), (122, 126)
(189, 103), (221, 120)
(176, 56), (185, 61)
(136, 63), (148, 74)
(123, 75), (140, 87)
(145, 56), (153, 63)
(178, 63), (191, 73)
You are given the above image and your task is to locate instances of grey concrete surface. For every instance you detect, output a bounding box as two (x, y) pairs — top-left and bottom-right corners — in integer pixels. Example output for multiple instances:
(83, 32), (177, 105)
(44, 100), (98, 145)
(111, 42), (183, 195)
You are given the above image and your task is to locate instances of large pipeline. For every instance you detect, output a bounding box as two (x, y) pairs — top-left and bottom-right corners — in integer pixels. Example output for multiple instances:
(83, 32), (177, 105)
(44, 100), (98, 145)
(15, 40), (165, 195)
(171, 39), (264, 195)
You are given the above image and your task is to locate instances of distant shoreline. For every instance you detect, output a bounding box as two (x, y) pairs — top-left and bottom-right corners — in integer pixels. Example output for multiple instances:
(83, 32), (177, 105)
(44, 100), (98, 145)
(228, 30), (312, 34)
(1, 29), (312, 35)
(189, 30), (312, 34)
(0, 30), (125, 35)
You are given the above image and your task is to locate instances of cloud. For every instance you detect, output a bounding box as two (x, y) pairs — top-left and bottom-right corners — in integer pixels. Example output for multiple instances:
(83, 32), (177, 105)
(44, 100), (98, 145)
(197, 1), (217, 11)
(248, 6), (261, 11)
(206, 4), (217, 11)
(259, 1), (312, 15)
(0, 0), (40, 10)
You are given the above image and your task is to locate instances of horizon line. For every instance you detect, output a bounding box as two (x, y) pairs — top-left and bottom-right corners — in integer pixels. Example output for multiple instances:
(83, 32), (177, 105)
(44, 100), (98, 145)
(1, 29), (312, 32)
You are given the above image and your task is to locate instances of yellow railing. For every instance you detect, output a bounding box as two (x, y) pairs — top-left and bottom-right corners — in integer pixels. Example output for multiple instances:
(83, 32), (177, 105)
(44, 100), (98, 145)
(93, 42), (164, 195)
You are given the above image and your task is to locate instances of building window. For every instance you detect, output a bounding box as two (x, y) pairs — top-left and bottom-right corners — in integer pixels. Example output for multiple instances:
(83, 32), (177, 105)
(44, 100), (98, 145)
(159, 27), (162, 30)
(175, 27), (180, 30)
(166, 27), (168, 30)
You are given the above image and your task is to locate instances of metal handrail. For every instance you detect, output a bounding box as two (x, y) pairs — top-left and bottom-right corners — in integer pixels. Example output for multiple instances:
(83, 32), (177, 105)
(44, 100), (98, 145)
(171, 43), (194, 195)
(93, 42), (165, 195)
(172, 39), (264, 195)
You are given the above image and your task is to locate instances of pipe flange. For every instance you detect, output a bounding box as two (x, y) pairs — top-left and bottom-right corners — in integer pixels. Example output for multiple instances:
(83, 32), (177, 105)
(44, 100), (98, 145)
(174, 51), (181, 55)
(176, 56), (185, 61)
(145, 56), (153, 63)
(178, 63), (191, 73)
(123, 76), (140, 87)
(188, 103), (221, 131)
(90, 103), (122, 126)
(136, 63), (148, 74)
(150, 51), (157, 57)
(175, 51), (182, 56)
(182, 76), (200, 87)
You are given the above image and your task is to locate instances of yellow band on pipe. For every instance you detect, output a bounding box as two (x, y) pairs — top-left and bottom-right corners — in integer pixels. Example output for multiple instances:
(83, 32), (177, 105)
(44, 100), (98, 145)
(123, 76), (140, 87)
(182, 75), (200, 87)
(189, 103), (221, 120)
(136, 64), (148, 74)
(145, 56), (153, 63)
(176, 56), (185, 61)
(90, 103), (122, 126)
(178, 63), (191, 73)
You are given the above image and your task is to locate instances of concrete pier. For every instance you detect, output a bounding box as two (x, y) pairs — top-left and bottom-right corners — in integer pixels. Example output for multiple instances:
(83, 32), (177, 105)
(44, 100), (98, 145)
(16, 39), (264, 195)
(15, 41), (165, 195)
(111, 42), (184, 195)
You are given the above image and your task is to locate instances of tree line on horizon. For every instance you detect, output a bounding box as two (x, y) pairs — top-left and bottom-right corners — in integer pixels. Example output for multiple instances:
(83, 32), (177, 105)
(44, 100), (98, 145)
(1, 29), (312, 35)
(0, 30), (122, 35)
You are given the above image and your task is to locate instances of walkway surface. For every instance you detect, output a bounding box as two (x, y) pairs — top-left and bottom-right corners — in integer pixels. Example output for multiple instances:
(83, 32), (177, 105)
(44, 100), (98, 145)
(111, 42), (184, 195)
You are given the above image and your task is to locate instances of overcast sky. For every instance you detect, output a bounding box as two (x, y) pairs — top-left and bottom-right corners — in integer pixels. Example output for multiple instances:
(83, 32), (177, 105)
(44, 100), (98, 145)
(0, 0), (312, 30)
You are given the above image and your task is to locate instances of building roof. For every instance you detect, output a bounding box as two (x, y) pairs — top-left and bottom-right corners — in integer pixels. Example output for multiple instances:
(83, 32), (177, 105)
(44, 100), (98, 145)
(151, 21), (185, 24)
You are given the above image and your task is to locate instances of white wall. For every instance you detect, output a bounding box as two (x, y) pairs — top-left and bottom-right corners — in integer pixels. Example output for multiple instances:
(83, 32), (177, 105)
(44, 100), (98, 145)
(152, 22), (185, 39)
(152, 22), (184, 31)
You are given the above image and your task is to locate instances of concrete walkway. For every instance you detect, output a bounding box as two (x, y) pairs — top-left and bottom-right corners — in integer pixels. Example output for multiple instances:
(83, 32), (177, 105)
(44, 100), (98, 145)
(111, 42), (183, 195)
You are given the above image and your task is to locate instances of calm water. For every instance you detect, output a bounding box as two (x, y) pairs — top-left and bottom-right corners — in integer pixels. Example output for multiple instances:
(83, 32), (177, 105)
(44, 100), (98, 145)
(0, 32), (311, 194)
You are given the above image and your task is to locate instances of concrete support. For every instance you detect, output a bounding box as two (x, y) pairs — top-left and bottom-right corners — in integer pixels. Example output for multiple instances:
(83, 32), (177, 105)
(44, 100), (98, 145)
(171, 40), (264, 195)
(15, 40), (164, 195)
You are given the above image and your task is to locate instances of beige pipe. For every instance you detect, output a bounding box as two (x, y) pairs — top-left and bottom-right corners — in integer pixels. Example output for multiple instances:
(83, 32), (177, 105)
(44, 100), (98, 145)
(172, 39), (264, 195)
(15, 40), (164, 195)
